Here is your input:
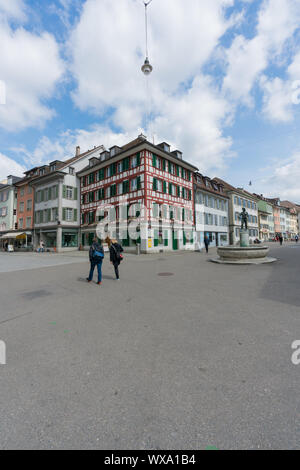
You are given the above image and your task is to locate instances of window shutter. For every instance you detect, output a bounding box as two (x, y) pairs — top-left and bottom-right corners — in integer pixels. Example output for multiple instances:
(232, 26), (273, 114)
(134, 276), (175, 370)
(163, 181), (167, 193)
(169, 183), (172, 195)
(168, 161), (171, 173)
(74, 209), (78, 222)
(137, 176), (141, 190)
(40, 211), (44, 223)
(47, 209), (51, 222)
(176, 165), (180, 177)
(152, 154), (157, 168)
(182, 208), (185, 221)
(188, 189), (192, 200)
(63, 185), (66, 199)
(55, 185), (58, 198)
(137, 152), (141, 166)
(34, 212), (37, 224)
(63, 208), (66, 221)
(177, 186), (180, 198)
(153, 178), (157, 191)
(41, 190), (44, 202)
(162, 159), (166, 171)
(74, 187), (78, 200)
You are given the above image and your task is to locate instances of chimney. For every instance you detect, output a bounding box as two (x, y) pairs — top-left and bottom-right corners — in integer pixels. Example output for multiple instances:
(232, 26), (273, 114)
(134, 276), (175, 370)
(76, 146), (81, 157)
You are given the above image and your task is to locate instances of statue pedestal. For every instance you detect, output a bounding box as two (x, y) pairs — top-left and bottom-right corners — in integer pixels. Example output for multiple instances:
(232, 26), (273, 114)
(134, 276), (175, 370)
(240, 229), (249, 247)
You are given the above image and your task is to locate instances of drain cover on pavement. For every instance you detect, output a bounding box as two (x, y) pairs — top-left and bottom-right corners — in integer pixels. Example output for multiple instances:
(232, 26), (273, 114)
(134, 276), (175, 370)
(158, 272), (174, 277)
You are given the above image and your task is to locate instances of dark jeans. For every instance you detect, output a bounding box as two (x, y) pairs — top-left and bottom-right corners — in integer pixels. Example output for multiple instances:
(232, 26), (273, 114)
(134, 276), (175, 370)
(88, 260), (103, 283)
(113, 261), (120, 279)
(204, 244), (209, 253)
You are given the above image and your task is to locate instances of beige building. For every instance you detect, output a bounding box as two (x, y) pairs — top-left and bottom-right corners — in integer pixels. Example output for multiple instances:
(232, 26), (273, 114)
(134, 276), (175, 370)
(214, 179), (259, 245)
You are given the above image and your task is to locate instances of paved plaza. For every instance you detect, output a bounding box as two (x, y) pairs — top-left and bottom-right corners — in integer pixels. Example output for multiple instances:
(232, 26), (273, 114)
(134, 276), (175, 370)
(0, 243), (299, 449)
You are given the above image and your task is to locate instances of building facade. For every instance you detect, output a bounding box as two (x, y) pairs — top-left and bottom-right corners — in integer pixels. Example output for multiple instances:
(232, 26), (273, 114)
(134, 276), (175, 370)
(214, 179), (259, 245)
(256, 198), (274, 241)
(0, 175), (21, 249)
(194, 173), (229, 249)
(32, 146), (104, 252)
(78, 135), (198, 253)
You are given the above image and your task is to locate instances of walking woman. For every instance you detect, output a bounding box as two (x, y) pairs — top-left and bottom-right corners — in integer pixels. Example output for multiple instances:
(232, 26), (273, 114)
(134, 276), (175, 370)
(109, 238), (124, 280)
(87, 238), (104, 285)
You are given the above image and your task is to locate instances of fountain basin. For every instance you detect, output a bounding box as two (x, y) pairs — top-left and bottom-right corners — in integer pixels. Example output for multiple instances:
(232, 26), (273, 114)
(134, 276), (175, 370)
(211, 245), (277, 265)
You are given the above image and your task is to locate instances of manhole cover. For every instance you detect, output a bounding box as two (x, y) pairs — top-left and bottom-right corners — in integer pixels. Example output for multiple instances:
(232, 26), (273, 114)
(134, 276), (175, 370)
(158, 272), (174, 277)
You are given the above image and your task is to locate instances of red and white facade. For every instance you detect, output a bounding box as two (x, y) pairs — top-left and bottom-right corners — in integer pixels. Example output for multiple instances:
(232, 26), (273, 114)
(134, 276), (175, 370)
(78, 135), (198, 253)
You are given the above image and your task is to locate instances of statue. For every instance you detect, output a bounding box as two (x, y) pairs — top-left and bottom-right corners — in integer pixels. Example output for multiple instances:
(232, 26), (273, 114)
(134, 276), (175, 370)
(239, 208), (249, 230)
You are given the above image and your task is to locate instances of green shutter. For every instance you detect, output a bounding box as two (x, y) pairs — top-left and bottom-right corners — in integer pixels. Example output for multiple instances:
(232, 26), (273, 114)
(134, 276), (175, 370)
(137, 176), (141, 190)
(182, 208), (185, 221)
(123, 158), (129, 171)
(34, 212), (37, 224)
(168, 161), (171, 173)
(177, 186), (180, 198)
(48, 209), (51, 222)
(152, 154), (157, 168)
(153, 178), (157, 191)
(40, 211), (43, 223)
(56, 185), (59, 198)
(74, 209), (78, 222)
(176, 165), (180, 177)
(81, 213), (84, 225)
(63, 185), (66, 199)
(137, 152), (141, 166)
(63, 208), (66, 221)
(163, 181), (167, 193)
(169, 183), (172, 195)
(41, 190), (44, 202)
(162, 159), (166, 171)
(74, 187), (78, 200)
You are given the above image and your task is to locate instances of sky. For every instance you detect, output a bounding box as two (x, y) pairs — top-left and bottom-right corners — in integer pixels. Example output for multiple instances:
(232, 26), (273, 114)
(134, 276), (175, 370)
(1, 0), (300, 202)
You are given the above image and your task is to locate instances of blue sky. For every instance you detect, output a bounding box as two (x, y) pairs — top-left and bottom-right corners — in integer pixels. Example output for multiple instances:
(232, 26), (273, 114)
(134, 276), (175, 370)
(1, 0), (300, 202)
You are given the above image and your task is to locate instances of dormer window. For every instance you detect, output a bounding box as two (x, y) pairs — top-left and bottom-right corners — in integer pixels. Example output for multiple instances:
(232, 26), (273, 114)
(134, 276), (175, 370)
(50, 164), (56, 172)
(69, 167), (75, 175)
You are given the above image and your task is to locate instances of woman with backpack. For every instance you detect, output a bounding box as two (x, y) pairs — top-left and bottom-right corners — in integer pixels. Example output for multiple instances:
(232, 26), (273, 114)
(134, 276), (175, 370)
(87, 238), (104, 285)
(109, 238), (124, 280)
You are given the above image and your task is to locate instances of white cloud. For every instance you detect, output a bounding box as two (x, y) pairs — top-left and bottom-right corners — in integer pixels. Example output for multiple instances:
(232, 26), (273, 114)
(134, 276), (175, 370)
(0, 8), (65, 131)
(68, 0), (236, 172)
(257, 152), (300, 202)
(0, 152), (25, 180)
(223, 0), (300, 104)
(0, 0), (26, 22)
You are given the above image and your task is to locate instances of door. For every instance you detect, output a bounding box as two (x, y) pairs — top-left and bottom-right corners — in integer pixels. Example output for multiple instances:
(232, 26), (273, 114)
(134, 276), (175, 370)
(172, 230), (178, 250)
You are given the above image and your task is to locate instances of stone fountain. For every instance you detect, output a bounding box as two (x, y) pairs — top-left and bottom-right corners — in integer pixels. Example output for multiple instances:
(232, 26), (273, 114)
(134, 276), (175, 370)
(211, 208), (277, 265)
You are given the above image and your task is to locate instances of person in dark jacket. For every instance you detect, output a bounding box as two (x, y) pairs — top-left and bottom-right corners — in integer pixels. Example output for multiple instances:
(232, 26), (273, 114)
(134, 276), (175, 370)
(204, 234), (210, 254)
(109, 238), (123, 280)
(87, 238), (104, 285)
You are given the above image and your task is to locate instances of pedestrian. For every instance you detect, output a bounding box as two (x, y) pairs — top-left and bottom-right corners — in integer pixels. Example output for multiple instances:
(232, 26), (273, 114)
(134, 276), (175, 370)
(109, 238), (124, 280)
(87, 238), (104, 285)
(204, 234), (210, 254)
(279, 235), (283, 246)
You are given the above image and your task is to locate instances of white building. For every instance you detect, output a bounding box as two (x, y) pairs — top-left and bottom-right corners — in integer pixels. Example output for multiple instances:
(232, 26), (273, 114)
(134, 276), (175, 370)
(194, 173), (229, 249)
(32, 145), (104, 252)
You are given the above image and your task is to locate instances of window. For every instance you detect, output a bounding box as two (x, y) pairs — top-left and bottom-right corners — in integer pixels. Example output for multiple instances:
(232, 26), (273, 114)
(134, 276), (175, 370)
(69, 167), (75, 175)
(20, 188), (25, 197)
(66, 208), (73, 221)
(131, 155), (137, 168)
(50, 164), (56, 172)
(27, 186), (32, 195)
(27, 199), (32, 211)
(117, 162), (123, 173)
(19, 218), (23, 228)
(19, 202), (24, 213)
(1, 207), (7, 217)
(62, 232), (78, 248)
(66, 186), (73, 199)
(26, 217), (32, 227)
(118, 183), (123, 195)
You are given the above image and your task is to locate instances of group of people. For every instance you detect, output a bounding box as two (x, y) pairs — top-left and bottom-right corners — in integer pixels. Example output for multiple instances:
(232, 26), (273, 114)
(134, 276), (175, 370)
(87, 238), (124, 285)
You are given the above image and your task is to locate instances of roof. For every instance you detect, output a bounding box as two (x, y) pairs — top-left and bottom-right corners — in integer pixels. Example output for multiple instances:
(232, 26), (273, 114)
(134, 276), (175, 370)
(194, 173), (229, 199)
(213, 177), (258, 200)
(78, 136), (198, 175)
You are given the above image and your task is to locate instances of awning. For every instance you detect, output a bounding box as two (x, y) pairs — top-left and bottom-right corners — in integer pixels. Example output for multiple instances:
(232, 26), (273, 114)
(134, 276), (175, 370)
(0, 232), (31, 240)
